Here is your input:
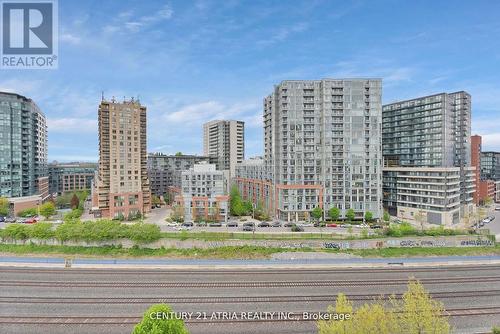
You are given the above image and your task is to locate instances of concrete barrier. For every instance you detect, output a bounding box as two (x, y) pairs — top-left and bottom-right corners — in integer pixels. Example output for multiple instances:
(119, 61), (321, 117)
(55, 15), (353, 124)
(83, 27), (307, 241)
(3, 235), (494, 250)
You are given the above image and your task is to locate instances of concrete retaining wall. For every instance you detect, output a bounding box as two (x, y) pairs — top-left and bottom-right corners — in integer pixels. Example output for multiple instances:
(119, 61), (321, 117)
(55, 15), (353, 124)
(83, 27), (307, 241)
(6, 235), (494, 250)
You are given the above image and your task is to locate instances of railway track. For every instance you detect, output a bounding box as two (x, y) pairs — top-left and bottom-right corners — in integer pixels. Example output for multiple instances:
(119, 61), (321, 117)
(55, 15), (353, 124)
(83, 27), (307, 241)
(1, 264), (499, 276)
(0, 275), (498, 288)
(0, 289), (498, 304)
(1, 307), (499, 325)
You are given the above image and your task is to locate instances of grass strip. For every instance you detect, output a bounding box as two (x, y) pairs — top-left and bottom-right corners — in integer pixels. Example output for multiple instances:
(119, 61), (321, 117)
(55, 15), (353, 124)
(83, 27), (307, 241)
(0, 243), (499, 259)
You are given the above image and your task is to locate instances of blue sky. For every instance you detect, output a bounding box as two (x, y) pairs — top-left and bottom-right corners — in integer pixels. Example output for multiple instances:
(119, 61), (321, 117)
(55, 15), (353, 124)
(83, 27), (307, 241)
(1, 0), (500, 162)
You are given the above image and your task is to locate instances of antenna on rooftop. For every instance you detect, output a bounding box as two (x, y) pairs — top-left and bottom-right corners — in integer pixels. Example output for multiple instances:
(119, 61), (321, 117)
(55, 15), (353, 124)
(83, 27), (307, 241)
(101, 91), (105, 102)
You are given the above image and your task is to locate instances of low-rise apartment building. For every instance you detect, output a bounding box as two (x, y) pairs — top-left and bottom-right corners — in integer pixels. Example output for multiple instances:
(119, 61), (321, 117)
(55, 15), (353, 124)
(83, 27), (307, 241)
(173, 162), (228, 222)
(48, 162), (97, 195)
(383, 166), (474, 225)
(147, 153), (210, 197)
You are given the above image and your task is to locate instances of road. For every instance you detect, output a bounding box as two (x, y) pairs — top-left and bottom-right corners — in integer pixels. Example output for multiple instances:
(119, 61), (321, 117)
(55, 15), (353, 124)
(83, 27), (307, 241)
(0, 264), (499, 334)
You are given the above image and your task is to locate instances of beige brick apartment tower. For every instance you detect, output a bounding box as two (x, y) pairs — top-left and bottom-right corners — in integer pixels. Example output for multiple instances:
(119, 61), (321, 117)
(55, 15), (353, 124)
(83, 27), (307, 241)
(92, 98), (151, 219)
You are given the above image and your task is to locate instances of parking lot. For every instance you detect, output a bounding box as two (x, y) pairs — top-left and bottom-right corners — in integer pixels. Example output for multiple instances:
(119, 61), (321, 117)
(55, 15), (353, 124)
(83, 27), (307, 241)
(157, 220), (377, 235)
(478, 206), (500, 239)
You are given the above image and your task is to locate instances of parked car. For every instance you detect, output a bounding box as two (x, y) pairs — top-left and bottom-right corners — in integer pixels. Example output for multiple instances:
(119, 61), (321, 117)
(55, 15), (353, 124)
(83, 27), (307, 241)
(24, 217), (38, 224)
(370, 224), (383, 229)
(176, 225), (192, 231)
(495, 206), (500, 211)
(258, 222), (270, 227)
(272, 221), (282, 227)
(242, 222), (255, 231)
(227, 221), (239, 227)
(488, 216), (495, 221)
(283, 222), (294, 227)
(209, 222), (222, 227)
(182, 222), (194, 227)
(165, 222), (179, 227)
(291, 224), (304, 232)
(0, 216), (5, 222)
(4, 217), (16, 223)
(326, 223), (337, 227)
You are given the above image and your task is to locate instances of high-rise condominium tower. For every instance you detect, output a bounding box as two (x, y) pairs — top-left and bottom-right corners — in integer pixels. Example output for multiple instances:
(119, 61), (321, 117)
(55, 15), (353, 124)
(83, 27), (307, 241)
(0, 92), (47, 198)
(236, 79), (383, 221)
(203, 120), (244, 176)
(382, 92), (474, 225)
(92, 99), (150, 219)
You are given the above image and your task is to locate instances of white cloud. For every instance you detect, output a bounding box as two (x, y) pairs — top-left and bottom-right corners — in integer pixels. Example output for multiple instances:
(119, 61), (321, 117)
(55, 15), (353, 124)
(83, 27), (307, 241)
(0, 78), (42, 96)
(60, 33), (81, 45)
(257, 22), (308, 46)
(48, 118), (97, 133)
(104, 4), (173, 34)
(163, 100), (261, 128)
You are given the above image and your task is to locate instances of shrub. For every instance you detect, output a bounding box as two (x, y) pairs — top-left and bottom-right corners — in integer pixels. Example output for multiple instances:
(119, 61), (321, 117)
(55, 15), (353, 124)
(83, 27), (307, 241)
(64, 208), (83, 221)
(3, 224), (30, 241)
(127, 223), (161, 244)
(386, 222), (417, 237)
(132, 304), (188, 334)
(55, 220), (84, 243)
(81, 219), (124, 242)
(114, 212), (125, 221)
(30, 222), (54, 240)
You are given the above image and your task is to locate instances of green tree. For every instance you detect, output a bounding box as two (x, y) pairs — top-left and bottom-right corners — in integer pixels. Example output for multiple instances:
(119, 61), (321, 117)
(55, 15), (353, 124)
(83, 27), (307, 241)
(329, 207), (340, 222)
(132, 304), (189, 334)
(175, 152), (183, 156)
(0, 197), (9, 216)
(396, 280), (450, 334)
(163, 193), (172, 205)
(415, 210), (426, 232)
(55, 220), (84, 244)
(171, 205), (184, 223)
(484, 196), (493, 206)
(3, 224), (30, 242)
(64, 208), (83, 221)
(317, 293), (353, 334)
(346, 208), (355, 222)
(70, 194), (80, 209)
(30, 222), (55, 240)
(311, 207), (323, 222)
(39, 202), (56, 219)
(364, 211), (373, 223)
(18, 207), (38, 217)
(383, 211), (390, 223)
(318, 280), (450, 334)
(152, 195), (161, 207)
(230, 186), (247, 216)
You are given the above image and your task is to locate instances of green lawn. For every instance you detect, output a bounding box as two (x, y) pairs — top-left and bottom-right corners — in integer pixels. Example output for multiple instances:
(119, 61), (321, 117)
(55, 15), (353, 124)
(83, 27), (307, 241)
(0, 243), (498, 260)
